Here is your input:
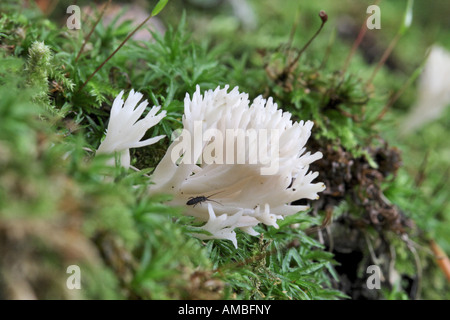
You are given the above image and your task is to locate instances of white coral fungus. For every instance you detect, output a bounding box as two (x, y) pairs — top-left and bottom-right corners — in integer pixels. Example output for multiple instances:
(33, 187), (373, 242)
(148, 85), (325, 248)
(97, 90), (166, 169)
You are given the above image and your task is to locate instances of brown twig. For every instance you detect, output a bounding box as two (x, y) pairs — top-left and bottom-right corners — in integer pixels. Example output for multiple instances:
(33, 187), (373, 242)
(284, 10), (328, 75)
(372, 49), (429, 125)
(341, 18), (369, 74)
(78, 10), (155, 93)
(75, 0), (112, 63)
(430, 240), (450, 282)
(366, 31), (402, 87)
(341, 0), (381, 76)
(413, 150), (429, 188)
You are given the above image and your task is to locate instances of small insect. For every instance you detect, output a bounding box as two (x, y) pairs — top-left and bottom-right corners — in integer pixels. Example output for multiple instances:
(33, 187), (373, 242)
(186, 191), (223, 208)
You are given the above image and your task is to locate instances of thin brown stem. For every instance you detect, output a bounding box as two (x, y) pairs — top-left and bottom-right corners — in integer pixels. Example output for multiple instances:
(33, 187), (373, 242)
(414, 150), (429, 188)
(78, 12), (155, 93)
(341, 0), (381, 75)
(284, 10), (328, 74)
(366, 31), (401, 87)
(372, 49), (429, 125)
(75, 0), (112, 63)
(341, 20), (368, 74)
(430, 240), (450, 282)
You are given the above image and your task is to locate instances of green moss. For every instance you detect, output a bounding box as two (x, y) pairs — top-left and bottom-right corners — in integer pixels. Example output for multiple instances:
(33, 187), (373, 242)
(1, 0), (449, 300)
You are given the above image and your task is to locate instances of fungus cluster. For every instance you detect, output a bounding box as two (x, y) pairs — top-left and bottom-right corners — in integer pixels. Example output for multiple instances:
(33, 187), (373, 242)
(98, 85), (324, 247)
